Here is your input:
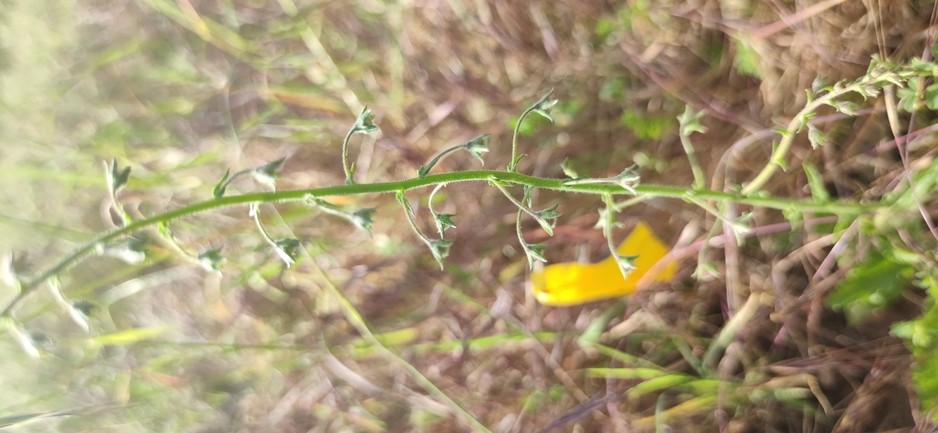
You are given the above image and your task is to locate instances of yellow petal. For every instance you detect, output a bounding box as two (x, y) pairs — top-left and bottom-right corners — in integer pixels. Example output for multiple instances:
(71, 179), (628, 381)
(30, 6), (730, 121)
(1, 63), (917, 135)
(531, 221), (675, 306)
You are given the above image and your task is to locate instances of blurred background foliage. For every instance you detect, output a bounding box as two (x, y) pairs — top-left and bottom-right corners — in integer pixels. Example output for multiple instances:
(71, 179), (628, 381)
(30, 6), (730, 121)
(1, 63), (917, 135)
(2, 0), (938, 431)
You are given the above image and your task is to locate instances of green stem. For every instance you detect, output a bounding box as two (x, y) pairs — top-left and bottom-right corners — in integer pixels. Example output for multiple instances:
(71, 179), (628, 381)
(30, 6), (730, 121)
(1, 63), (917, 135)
(741, 77), (884, 195)
(157, 223), (199, 265)
(215, 168), (251, 195)
(341, 125), (356, 185)
(490, 180), (556, 236)
(397, 191), (436, 255)
(0, 170), (881, 318)
(250, 203), (277, 251)
(514, 186), (537, 267)
(509, 104), (538, 172)
(679, 131), (706, 191)
(419, 144), (468, 178)
(602, 194), (634, 278)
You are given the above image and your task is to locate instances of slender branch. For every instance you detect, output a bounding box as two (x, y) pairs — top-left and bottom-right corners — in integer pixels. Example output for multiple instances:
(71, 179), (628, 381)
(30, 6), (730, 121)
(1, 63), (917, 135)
(396, 190), (451, 269)
(509, 91), (555, 172)
(602, 194), (636, 278)
(741, 70), (900, 195)
(490, 180), (558, 236)
(341, 125), (357, 184)
(0, 170), (881, 318)
(677, 106), (707, 190)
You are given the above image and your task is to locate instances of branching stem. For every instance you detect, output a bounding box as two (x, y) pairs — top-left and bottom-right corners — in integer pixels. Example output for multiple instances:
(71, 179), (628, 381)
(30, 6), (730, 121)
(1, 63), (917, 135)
(742, 72), (896, 194)
(0, 170), (880, 318)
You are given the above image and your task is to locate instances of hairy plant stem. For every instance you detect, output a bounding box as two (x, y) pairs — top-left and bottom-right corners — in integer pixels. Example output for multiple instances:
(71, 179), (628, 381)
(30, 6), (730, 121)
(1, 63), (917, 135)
(397, 191), (446, 269)
(341, 124), (357, 185)
(509, 105), (536, 172)
(490, 179), (556, 235)
(602, 194), (635, 278)
(741, 75), (893, 195)
(0, 170), (880, 318)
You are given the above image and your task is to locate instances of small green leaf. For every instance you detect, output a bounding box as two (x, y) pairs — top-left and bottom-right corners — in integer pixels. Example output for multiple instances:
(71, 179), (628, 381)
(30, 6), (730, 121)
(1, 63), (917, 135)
(827, 250), (910, 323)
(897, 86), (918, 112)
(197, 247), (226, 272)
(213, 168), (231, 198)
(925, 83), (938, 110)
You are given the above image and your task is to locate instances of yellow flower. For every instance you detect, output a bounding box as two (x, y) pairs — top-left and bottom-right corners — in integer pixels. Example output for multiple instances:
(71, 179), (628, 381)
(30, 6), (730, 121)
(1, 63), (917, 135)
(531, 221), (675, 306)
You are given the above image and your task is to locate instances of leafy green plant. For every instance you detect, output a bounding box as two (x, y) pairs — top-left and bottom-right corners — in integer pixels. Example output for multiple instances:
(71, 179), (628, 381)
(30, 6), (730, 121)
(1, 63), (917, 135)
(4, 55), (938, 429)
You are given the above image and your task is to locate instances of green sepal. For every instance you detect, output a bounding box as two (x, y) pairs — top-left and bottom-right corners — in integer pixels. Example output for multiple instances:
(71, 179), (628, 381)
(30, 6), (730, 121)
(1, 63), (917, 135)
(677, 106), (708, 135)
(213, 168), (231, 198)
(428, 238), (453, 269)
(253, 158), (286, 190)
(274, 238), (301, 267)
(524, 243), (549, 269)
(346, 163), (356, 185)
(530, 90), (558, 123)
(612, 253), (639, 278)
(464, 134), (490, 164)
(350, 208), (377, 234)
(352, 106), (379, 135)
(533, 203), (561, 236)
(614, 165), (641, 194)
(433, 213), (457, 238)
(197, 247), (226, 272)
(508, 153), (527, 172)
(832, 100), (859, 116)
(560, 158), (580, 179)
(807, 123), (827, 149)
(105, 158), (131, 196)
